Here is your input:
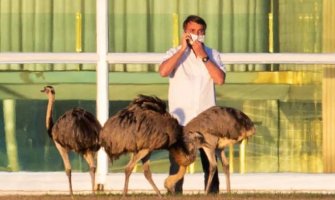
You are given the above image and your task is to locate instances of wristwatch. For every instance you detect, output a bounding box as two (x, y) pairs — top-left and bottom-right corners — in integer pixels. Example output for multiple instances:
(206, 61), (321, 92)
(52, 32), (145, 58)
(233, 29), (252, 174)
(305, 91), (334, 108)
(202, 56), (209, 63)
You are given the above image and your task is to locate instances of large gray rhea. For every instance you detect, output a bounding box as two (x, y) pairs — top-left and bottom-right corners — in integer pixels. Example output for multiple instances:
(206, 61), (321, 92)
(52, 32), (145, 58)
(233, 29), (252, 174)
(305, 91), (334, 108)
(99, 94), (183, 198)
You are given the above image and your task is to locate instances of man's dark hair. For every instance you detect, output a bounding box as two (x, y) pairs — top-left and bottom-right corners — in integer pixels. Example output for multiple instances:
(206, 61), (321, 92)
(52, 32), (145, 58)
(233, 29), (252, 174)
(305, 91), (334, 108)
(183, 15), (207, 30)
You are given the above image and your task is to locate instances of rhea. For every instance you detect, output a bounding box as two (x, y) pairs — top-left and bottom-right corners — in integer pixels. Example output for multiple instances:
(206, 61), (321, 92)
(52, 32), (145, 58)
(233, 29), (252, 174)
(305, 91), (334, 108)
(41, 85), (101, 195)
(165, 106), (256, 194)
(100, 94), (183, 197)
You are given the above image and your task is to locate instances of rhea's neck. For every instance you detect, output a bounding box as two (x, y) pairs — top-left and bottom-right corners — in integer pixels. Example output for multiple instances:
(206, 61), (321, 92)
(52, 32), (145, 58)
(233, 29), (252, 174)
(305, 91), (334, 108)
(46, 95), (55, 131)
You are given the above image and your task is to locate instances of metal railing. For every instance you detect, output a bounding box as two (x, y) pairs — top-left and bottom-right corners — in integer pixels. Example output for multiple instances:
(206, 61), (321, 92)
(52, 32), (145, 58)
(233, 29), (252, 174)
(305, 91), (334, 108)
(1, 52), (335, 64)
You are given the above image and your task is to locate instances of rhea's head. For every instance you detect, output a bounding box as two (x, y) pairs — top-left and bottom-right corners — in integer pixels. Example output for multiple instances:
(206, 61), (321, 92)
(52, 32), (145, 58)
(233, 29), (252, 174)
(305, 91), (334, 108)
(41, 85), (55, 95)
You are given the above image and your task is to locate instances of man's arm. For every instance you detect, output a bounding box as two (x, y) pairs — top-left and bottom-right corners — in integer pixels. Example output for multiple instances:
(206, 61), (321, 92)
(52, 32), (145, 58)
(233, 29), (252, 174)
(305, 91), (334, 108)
(159, 33), (190, 77)
(203, 59), (225, 85)
(192, 41), (225, 85)
(159, 47), (186, 77)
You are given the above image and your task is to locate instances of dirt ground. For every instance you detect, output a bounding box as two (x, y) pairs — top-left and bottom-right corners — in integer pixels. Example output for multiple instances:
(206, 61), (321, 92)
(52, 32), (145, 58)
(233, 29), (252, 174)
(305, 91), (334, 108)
(0, 193), (334, 200)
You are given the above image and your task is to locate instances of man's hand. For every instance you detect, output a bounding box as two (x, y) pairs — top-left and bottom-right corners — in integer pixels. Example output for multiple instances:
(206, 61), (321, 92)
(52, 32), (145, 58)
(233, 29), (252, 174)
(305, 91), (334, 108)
(191, 40), (207, 58)
(181, 32), (191, 51)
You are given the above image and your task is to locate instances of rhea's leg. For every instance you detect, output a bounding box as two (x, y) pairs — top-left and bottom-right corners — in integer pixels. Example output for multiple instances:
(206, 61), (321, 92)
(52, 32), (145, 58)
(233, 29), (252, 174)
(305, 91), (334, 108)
(164, 165), (187, 194)
(199, 148), (219, 193)
(83, 151), (96, 194)
(141, 153), (161, 198)
(55, 142), (73, 196)
(201, 147), (218, 194)
(168, 152), (183, 194)
(123, 149), (150, 197)
(219, 149), (231, 193)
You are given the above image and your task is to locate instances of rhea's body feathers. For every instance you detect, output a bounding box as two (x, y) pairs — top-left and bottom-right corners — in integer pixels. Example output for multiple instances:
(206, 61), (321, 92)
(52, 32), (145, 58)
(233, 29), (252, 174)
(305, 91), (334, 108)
(52, 108), (101, 154)
(184, 106), (255, 147)
(100, 94), (182, 160)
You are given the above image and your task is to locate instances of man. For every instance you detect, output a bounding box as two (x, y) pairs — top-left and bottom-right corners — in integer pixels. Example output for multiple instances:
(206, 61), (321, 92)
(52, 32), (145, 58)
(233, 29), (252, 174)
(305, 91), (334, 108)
(159, 15), (226, 193)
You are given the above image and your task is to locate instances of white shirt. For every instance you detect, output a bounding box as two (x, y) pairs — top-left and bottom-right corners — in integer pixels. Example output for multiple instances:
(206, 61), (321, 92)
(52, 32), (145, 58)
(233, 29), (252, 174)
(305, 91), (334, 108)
(162, 46), (225, 126)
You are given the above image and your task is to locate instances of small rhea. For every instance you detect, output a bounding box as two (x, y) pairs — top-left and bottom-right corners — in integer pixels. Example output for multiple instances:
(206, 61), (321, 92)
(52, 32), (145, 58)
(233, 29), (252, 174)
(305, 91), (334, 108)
(41, 85), (101, 196)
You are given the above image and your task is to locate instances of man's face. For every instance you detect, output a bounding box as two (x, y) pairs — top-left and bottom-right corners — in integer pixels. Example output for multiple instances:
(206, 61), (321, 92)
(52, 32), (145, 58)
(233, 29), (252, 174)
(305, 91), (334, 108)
(184, 21), (205, 36)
